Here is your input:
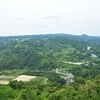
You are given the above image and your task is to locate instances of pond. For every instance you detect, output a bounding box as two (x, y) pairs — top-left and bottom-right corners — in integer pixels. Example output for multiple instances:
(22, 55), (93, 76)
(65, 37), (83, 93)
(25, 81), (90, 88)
(87, 46), (91, 50)
(91, 54), (98, 58)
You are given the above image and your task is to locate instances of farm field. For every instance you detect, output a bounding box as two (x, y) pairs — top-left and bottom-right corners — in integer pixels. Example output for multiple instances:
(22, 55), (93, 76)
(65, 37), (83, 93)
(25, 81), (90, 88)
(0, 80), (9, 84)
(14, 75), (36, 82)
(0, 74), (37, 84)
(0, 69), (37, 84)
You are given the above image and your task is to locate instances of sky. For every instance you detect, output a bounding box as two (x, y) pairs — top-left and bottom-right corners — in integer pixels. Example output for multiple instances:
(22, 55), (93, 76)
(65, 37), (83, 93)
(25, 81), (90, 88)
(0, 0), (100, 36)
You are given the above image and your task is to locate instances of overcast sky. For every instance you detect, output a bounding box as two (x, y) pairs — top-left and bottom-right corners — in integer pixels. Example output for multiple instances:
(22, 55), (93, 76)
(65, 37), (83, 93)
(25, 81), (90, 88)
(0, 0), (100, 36)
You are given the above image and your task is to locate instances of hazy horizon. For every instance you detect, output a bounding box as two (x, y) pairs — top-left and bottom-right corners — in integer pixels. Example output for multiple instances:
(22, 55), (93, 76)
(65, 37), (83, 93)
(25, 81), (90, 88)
(0, 0), (100, 36)
(0, 33), (99, 37)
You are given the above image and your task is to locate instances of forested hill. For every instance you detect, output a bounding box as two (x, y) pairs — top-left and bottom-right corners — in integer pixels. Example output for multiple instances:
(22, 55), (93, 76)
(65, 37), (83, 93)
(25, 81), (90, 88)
(0, 34), (100, 73)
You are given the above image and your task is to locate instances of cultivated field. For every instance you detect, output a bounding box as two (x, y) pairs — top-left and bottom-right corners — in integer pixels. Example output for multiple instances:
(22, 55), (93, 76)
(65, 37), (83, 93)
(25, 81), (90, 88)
(14, 75), (36, 82)
(0, 80), (9, 84)
(0, 74), (36, 84)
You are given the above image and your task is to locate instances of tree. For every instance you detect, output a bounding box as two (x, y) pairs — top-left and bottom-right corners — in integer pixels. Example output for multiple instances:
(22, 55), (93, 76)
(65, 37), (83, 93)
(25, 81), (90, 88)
(9, 80), (24, 90)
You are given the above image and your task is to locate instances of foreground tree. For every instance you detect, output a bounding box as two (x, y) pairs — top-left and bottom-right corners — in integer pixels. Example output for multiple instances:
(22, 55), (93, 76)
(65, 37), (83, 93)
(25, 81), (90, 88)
(9, 80), (24, 90)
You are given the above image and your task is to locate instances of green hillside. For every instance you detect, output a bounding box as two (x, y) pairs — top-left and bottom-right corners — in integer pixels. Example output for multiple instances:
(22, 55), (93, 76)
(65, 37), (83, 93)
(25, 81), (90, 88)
(0, 34), (100, 79)
(0, 34), (100, 99)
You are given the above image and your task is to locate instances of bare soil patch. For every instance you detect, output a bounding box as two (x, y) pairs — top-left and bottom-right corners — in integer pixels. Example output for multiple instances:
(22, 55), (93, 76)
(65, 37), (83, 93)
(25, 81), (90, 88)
(0, 80), (9, 84)
(14, 75), (36, 82)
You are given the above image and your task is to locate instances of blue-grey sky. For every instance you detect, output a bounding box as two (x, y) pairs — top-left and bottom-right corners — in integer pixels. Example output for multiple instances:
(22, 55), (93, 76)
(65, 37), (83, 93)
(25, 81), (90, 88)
(0, 0), (100, 36)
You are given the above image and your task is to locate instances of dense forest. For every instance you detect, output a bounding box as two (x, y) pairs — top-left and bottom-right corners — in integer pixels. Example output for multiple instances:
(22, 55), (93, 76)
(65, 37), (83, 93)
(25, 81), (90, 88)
(0, 34), (100, 78)
(0, 34), (100, 99)
(0, 74), (100, 100)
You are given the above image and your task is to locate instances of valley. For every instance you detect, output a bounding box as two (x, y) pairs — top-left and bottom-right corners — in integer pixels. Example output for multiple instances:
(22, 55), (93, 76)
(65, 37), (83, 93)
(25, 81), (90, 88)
(0, 34), (100, 100)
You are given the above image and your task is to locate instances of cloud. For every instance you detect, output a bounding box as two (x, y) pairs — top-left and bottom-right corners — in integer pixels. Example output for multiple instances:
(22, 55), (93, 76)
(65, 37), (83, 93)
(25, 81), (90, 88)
(0, 0), (100, 36)
(33, 13), (40, 16)
(36, 24), (47, 27)
(43, 15), (60, 20)
(15, 17), (26, 21)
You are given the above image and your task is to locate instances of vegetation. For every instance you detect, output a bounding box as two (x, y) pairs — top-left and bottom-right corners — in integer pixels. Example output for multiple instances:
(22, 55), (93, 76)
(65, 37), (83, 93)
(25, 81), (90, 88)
(0, 75), (100, 100)
(0, 34), (100, 99)
(0, 34), (100, 78)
